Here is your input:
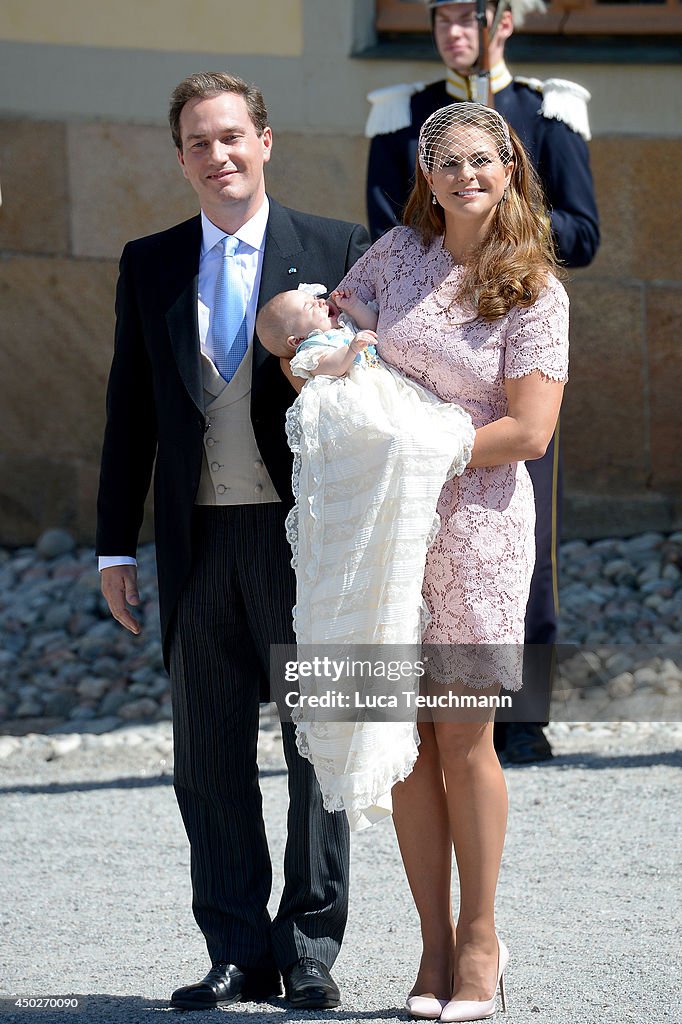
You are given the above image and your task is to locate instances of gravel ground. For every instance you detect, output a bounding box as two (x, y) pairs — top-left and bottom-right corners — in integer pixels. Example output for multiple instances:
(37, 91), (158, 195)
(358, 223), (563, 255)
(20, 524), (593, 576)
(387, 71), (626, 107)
(1, 721), (680, 1024)
(1, 529), (680, 1022)
(2, 529), (681, 735)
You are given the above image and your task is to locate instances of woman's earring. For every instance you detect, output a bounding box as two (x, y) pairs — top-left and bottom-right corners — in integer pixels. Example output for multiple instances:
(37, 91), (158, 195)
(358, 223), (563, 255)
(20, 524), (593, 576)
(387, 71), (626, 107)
(501, 189), (509, 202)
(431, 192), (438, 206)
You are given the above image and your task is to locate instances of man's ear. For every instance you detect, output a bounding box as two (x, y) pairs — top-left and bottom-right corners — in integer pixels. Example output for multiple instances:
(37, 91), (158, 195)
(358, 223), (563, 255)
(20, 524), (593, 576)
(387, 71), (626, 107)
(177, 147), (189, 180)
(261, 126), (273, 165)
(286, 335), (299, 350)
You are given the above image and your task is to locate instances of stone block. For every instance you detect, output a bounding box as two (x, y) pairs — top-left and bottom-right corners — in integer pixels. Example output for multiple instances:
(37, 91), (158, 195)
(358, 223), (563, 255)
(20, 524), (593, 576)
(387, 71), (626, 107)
(587, 138), (682, 283)
(76, 462), (101, 545)
(68, 122), (198, 260)
(264, 132), (369, 227)
(563, 491), (682, 541)
(0, 119), (70, 255)
(647, 285), (682, 489)
(0, 254), (160, 545)
(0, 455), (79, 546)
(631, 140), (682, 282)
(0, 256), (117, 461)
(588, 139), (636, 280)
(68, 123), (369, 261)
(562, 279), (648, 492)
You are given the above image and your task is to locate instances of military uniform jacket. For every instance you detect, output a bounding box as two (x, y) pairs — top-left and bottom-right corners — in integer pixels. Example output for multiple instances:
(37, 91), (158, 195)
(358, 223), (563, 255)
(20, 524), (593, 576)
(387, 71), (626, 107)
(366, 79), (599, 268)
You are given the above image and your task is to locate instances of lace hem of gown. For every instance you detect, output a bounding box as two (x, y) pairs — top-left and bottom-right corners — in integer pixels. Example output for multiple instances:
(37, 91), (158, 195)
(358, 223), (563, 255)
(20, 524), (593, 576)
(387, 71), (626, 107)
(293, 719), (420, 831)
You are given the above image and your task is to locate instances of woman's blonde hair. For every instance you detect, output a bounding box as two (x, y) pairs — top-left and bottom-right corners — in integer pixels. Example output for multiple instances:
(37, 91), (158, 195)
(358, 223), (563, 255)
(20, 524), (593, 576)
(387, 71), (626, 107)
(403, 106), (559, 321)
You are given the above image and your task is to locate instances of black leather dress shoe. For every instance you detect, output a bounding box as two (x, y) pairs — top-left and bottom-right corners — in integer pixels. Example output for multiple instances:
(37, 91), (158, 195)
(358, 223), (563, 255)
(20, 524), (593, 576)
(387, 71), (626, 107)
(504, 723), (553, 764)
(283, 956), (341, 1009)
(170, 963), (281, 1010)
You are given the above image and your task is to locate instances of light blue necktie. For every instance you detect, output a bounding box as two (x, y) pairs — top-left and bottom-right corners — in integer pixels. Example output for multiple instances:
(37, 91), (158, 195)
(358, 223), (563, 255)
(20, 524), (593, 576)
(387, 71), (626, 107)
(211, 234), (248, 382)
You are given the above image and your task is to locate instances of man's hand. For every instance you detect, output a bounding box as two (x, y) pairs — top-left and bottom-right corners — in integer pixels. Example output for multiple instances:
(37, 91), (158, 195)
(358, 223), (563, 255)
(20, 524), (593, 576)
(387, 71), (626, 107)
(100, 565), (142, 635)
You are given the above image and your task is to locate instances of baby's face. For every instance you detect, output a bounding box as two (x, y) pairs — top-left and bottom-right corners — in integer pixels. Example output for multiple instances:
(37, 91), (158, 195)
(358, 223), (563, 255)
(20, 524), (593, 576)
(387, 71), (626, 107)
(286, 293), (339, 340)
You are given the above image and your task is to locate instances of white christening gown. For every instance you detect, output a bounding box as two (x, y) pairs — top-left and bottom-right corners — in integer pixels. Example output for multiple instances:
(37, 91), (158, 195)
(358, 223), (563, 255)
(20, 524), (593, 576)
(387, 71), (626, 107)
(284, 319), (475, 830)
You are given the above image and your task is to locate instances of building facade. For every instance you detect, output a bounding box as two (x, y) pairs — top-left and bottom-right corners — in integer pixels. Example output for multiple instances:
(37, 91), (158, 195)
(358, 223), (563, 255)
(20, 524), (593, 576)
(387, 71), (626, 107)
(0, 0), (680, 542)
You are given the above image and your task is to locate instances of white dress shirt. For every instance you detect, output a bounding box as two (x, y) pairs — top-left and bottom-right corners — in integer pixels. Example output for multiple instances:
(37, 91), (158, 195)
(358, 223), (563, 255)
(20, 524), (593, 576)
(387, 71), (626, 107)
(99, 199), (270, 571)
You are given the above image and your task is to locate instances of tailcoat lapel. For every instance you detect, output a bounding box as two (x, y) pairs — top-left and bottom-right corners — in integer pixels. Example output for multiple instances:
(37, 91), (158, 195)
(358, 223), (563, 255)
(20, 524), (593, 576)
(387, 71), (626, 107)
(254, 199), (305, 373)
(165, 215), (204, 413)
(163, 204), (307, 393)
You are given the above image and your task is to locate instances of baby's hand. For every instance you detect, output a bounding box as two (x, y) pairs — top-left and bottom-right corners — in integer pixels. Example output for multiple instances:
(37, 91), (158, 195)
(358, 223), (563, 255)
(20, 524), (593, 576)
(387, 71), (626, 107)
(349, 330), (377, 354)
(331, 288), (362, 314)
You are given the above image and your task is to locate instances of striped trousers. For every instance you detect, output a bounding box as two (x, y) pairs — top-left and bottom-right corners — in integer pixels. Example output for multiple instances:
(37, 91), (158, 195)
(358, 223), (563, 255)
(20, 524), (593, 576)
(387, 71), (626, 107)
(169, 504), (350, 971)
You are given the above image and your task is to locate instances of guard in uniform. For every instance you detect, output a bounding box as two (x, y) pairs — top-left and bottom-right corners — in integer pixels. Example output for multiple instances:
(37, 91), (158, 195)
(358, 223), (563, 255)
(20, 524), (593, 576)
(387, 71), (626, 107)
(366, 0), (600, 763)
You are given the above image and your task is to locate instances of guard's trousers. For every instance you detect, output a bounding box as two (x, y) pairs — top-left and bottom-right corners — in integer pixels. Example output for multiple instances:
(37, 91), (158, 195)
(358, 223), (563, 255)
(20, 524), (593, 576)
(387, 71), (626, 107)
(169, 503), (350, 972)
(515, 425), (562, 725)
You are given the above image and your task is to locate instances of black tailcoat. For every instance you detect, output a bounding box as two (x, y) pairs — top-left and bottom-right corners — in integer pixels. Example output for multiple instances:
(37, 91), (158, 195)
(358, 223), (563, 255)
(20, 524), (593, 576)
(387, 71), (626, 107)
(96, 199), (369, 663)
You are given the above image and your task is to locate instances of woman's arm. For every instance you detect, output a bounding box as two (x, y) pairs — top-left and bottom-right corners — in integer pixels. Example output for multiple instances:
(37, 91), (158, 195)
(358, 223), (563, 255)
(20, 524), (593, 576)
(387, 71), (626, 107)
(279, 356), (304, 394)
(467, 372), (564, 469)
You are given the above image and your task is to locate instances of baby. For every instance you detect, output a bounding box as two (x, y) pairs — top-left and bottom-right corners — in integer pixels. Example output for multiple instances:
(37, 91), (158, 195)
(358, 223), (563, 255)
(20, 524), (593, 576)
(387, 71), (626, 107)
(256, 287), (379, 379)
(255, 283), (476, 832)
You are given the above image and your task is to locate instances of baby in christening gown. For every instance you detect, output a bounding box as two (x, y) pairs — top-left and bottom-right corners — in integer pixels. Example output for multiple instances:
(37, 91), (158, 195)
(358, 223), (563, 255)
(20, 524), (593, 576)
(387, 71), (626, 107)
(256, 286), (476, 830)
(256, 284), (381, 375)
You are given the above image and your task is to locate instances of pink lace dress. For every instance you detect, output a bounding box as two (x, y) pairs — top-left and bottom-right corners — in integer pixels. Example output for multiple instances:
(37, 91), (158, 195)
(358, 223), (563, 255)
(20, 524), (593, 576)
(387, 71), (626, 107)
(338, 227), (569, 690)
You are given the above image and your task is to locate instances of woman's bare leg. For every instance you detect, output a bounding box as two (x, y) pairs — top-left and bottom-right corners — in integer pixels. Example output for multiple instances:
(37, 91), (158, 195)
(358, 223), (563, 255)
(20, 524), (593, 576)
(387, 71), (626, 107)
(434, 717), (508, 1002)
(392, 720), (456, 1000)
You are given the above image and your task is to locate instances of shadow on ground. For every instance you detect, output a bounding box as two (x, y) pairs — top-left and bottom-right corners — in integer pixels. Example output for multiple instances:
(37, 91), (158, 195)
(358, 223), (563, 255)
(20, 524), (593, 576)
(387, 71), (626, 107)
(0, 993), (408, 1023)
(506, 748), (682, 771)
(0, 767), (287, 798)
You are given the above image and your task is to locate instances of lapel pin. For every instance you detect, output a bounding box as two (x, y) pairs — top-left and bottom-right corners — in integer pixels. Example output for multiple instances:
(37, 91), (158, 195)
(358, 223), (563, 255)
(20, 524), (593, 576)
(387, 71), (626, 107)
(288, 266), (297, 275)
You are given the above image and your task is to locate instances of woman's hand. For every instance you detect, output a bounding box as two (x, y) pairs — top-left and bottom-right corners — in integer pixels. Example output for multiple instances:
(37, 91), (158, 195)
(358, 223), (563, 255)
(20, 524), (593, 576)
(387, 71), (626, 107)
(467, 371), (564, 468)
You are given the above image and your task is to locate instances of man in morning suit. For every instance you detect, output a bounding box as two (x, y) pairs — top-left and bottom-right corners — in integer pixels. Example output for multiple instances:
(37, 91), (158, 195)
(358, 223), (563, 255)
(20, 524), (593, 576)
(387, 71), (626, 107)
(96, 72), (369, 1011)
(366, 0), (600, 764)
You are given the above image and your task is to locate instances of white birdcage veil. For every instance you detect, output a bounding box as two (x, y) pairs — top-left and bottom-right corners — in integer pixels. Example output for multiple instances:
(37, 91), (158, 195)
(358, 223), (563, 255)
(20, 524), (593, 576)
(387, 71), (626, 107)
(418, 103), (513, 177)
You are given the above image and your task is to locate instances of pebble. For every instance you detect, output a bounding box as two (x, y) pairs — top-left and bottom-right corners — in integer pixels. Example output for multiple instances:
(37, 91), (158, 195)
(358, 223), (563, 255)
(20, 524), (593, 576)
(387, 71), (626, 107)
(119, 697), (160, 721)
(47, 734), (82, 759)
(35, 528), (77, 560)
(0, 736), (22, 759)
(607, 672), (635, 698)
(0, 531), (680, 761)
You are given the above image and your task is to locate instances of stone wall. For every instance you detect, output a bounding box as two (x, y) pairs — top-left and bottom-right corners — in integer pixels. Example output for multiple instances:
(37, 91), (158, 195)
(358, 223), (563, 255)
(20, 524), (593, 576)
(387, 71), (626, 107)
(1, 118), (681, 544)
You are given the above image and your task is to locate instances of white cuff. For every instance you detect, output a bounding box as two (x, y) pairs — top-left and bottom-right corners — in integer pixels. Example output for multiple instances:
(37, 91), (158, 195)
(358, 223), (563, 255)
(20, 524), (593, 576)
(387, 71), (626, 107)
(98, 555), (138, 571)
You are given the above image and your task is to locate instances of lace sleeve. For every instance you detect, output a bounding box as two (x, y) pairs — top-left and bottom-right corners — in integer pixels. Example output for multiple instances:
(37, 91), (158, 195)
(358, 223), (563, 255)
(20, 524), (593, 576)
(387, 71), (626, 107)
(504, 275), (569, 383)
(335, 228), (403, 306)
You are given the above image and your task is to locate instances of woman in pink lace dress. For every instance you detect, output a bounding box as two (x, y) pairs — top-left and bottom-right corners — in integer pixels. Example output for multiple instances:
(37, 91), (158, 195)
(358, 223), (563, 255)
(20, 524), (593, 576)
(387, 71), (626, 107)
(338, 104), (568, 1021)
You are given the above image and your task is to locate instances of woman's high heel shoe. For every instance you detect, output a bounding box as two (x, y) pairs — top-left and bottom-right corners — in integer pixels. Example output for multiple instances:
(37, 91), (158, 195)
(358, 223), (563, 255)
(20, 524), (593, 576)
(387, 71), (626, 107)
(405, 994), (448, 1020)
(439, 938), (508, 1023)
